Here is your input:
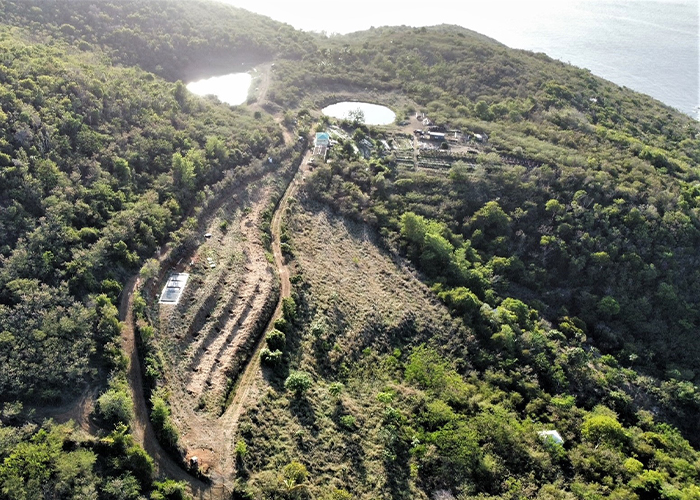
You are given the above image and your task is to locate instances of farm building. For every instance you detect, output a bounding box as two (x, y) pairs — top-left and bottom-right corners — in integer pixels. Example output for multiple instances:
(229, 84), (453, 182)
(315, 132), (330, 147)
(428, 131), (446, 141)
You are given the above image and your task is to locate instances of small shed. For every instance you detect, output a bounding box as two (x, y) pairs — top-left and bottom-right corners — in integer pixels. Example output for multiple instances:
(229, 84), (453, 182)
(538, 430), (564, 445)
(315, 132), (330, 147)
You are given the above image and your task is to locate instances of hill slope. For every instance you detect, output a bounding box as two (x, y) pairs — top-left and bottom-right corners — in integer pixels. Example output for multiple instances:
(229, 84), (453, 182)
(0, 2), (699, 499)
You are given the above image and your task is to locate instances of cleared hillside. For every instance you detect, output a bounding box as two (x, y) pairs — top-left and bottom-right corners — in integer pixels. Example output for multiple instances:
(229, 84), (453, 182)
(236, 197), (471, 499)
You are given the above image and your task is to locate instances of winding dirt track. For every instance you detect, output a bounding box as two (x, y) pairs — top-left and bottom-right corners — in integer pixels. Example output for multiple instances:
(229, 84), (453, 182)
(120, 276), (210, 496)
(215, 148), (312, 481)
(119, 144), (311, 498)
(252, 62), (272, 106)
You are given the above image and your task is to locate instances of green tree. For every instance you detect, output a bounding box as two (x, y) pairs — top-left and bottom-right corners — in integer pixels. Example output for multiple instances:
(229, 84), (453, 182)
(102, 474), (142, 499)
(437, 287), (482, 317)
(324, 489), (352, 500)
(470, 201), (511, 238)
(545, 198), (566, 218)
(266, 329), (286, 351)
(329, 382), (344, 400)
(260, 348), (283, 366)
(97, 387), (134, 427)
(449, 161), (471, 183)
(421, 232), (455, 276)
(400, 211), (428, 249)
(151, 479), (189, 500)
(597, 296), (620, 318)
(282, 461), (308, 494)
(285, 371), (313, 397)
(348, 108), (365, 125)
(150, 391), (178, 450)
(282, 296), (297, 322)
(172, 152), (195, 193)
(581, 409), (626, 447)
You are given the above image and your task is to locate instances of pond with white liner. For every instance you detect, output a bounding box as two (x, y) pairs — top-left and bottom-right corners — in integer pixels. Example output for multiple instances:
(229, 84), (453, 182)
(186, 73), (252, 106)
(322, 101), (396, 125)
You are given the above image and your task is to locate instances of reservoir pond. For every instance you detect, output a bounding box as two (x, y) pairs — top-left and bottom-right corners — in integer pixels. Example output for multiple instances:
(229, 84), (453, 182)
(322, 101), (395, 125)
(186, 73), (252, 106)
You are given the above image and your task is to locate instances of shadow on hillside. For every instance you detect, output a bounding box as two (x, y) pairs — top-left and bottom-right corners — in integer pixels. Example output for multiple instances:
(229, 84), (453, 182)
(384, 450), (412, 500)
(288, 397), (319, 436)
(332, 403), (368, 480)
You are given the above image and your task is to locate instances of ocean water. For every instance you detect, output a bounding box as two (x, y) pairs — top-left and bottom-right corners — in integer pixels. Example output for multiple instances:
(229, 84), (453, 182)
(220, 0), (699, 120)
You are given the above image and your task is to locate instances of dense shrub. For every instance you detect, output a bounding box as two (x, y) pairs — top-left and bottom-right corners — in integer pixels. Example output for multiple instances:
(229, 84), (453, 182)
(284, 371), (312, 397)
(260, 348), (283, 366)
(96, 386), (134, 428)
(265, 329), (286, 351)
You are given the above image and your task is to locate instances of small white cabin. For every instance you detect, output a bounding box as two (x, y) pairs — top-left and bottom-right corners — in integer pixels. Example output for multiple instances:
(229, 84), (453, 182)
(538, 430), (564, 445)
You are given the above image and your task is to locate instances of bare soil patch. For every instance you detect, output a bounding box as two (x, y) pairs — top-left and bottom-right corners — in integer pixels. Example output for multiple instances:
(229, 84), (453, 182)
(34, 387), (99, 435)
(151, 179), (278, 478)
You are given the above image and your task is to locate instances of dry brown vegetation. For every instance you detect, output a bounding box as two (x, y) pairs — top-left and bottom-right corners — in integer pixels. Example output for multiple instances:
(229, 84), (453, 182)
(147, 176), (279, 479)
(235, 197), (470, 498)
(287, 198), (469, 363)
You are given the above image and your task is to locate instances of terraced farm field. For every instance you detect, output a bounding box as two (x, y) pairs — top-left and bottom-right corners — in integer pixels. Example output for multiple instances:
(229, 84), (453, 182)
(147, 176), (279, 479)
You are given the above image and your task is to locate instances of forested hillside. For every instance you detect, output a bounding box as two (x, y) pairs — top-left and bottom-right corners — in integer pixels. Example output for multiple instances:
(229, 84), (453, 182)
(272, 24), (700, 378)
(245, 21), (700, 500)
(0, 2), (289, 496)
(0, 25), (282, 403)
(0, 1), (699, 499)
(0, 0), (314, 80)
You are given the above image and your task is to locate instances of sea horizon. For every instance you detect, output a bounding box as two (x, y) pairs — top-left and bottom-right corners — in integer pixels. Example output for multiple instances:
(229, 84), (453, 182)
(219, 0), (699, 121)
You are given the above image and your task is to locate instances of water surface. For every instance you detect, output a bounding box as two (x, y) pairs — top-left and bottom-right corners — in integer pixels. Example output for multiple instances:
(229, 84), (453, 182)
(322, 102), (396, 125)
(186, 73), (252, 106)
(221, 0), (699, 119)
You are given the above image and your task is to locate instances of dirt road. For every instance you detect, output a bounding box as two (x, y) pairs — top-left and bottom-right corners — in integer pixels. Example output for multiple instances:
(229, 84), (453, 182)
(119, 276), (210, 496)
(116, 145), (311, 499)
(217, 148), (312, 476)
(106, 101), (310, 497)
(253, 62), (272, 105)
